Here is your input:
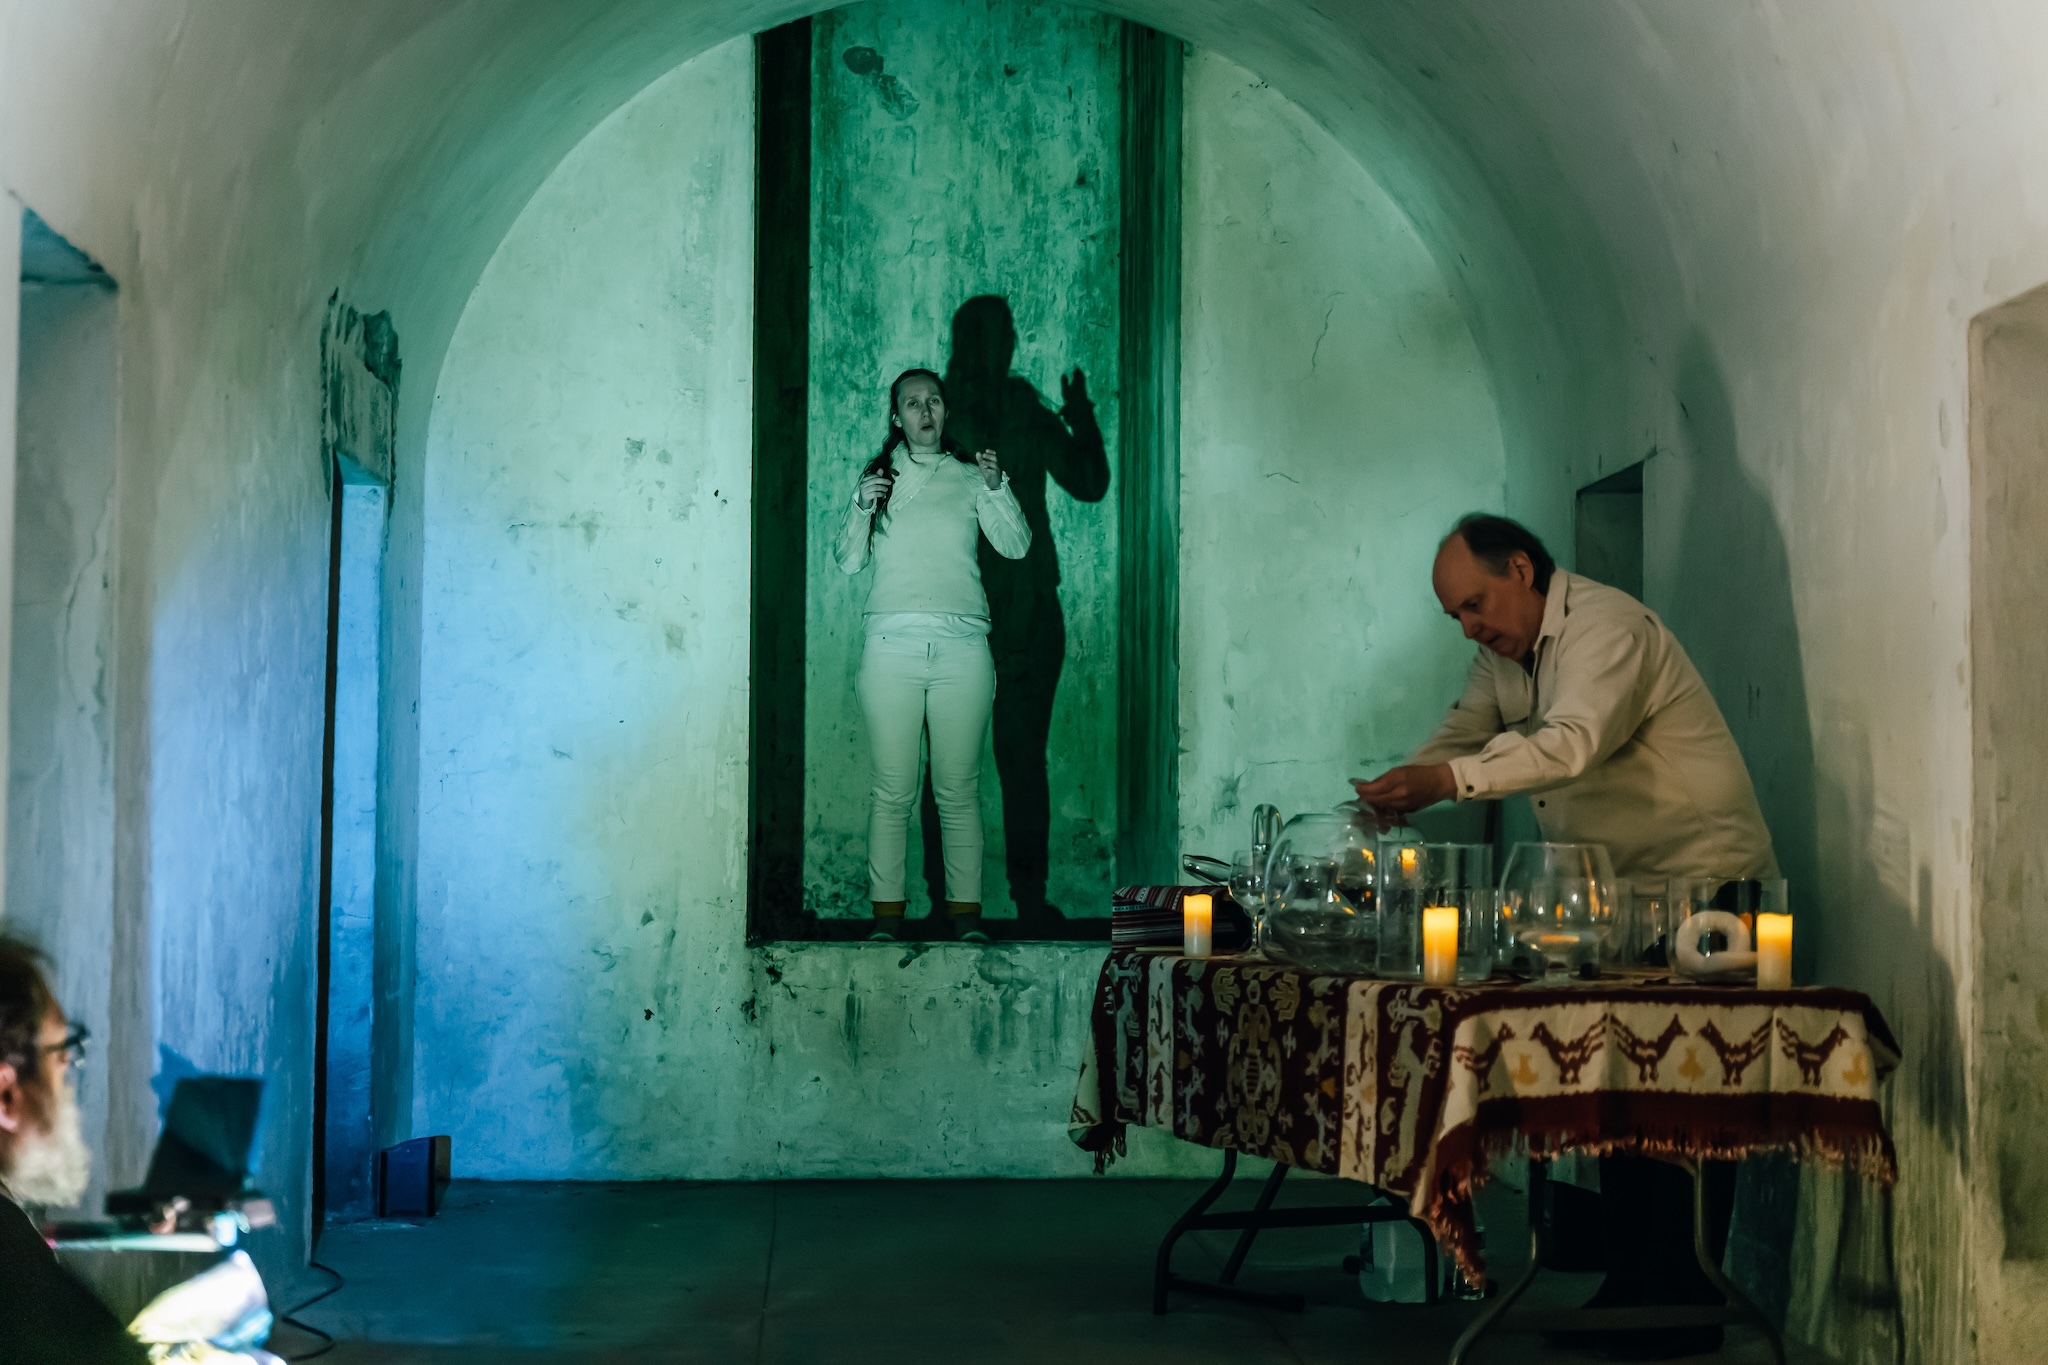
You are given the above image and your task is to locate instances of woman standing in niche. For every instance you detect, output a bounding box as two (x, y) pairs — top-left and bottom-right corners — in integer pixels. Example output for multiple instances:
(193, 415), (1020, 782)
(835, 368), (1031, 942)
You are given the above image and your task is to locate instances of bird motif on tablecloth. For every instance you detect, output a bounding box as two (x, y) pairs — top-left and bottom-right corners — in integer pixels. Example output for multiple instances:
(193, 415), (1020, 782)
(1776, 1021), (1851, 1087)
(1697, 1019), (1772, 1087)
(1527, 1019), (1605, 1086)
(1611, 1015), (1688, 1083)
(1449, 1023), (1515, 1080)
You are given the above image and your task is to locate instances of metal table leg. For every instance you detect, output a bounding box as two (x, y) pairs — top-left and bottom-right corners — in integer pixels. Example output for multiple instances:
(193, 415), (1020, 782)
(1688, 1161), (1786, 1365)
(1218, 1157), (1289, 1284)
(1153, 1148), (1243, 1314)
(1152, 1149), (1422, 1315)
(1448, 1159), (1546, 1365)
(1449, 1158), (1787, 1364)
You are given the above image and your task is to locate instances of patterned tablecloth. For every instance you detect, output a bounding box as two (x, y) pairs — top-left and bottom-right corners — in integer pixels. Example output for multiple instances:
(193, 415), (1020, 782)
(1070, 950), (1901, 1281)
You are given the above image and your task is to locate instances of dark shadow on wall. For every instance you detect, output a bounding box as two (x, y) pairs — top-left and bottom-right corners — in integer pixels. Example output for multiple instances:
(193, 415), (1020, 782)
(1669, 331), (1818, 963)
(916, 296), (1109, 931)
(1798, 727), (1957, 1363)
(1669, 332), (1950, 1353)
(1666, 331), (1820, 1324)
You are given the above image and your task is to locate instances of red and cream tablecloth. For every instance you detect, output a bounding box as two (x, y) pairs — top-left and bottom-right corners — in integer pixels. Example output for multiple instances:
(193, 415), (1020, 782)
(1070, 950), (1900, 1281)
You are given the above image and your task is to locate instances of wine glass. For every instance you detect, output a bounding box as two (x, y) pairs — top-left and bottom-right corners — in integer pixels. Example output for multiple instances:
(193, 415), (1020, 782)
(1499, 843), (1618, 982)
(1226, 849), (1266, 954)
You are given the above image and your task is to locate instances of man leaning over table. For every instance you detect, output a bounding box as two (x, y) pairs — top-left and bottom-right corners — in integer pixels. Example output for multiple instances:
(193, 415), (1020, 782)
(1353, 512), (1777, 1363)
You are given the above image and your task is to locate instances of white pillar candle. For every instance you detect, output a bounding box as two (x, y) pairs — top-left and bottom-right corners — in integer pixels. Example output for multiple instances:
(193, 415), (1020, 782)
(1756, 913), (1793, 990)
(1422, 904), (1459, 985)
(1183, 893), (1213, 959)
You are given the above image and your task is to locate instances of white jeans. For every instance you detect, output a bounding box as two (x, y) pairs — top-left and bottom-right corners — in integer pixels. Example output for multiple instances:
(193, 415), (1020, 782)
(857, 632), (996, 904)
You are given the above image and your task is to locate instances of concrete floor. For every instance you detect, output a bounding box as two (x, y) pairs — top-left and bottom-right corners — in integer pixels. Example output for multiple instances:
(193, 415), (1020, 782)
(277, 1174), (1833, 1364)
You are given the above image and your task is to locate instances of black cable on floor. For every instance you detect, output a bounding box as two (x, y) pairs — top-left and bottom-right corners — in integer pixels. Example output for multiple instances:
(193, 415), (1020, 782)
(278, 1260), (344, 1361)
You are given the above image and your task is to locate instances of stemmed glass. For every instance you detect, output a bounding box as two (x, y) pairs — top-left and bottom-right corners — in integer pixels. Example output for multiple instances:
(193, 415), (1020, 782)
(1499, 842), (1618, 982)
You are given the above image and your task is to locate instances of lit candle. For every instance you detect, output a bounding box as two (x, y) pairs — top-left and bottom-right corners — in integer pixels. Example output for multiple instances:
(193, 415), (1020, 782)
(1422, 904), (1459, 985)
(1399, 848), (1419, 877)
(1183, 893), (1213, 959)
(1756, 913), (1793, 990)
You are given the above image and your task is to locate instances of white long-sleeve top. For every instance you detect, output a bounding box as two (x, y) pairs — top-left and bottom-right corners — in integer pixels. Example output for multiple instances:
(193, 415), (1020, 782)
(1407, 570), (1777, 881)
(832, 448), (1031, 623)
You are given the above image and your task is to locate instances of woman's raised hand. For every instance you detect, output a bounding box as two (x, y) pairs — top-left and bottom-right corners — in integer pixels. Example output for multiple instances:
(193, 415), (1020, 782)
(974, 449), (1003, 489)
(857, 470), (893, 512)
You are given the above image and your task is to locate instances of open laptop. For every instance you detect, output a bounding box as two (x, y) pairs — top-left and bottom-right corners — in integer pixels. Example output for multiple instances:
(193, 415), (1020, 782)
(49, 1076), (265, 1238)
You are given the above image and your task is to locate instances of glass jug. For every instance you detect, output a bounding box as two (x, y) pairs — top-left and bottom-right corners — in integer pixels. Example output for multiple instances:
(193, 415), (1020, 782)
(1260, 809), (1377, 972)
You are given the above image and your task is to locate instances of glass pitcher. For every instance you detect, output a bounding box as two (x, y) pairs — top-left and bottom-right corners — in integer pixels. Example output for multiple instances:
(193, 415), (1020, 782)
(1260, 809), (1377, 972)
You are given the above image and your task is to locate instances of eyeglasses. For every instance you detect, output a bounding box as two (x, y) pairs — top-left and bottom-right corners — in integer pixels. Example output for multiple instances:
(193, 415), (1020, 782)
(38, 1023), (89, 1069)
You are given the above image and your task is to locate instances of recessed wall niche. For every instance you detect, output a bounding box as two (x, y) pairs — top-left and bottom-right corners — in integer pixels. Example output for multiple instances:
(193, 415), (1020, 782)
(749, 2), (1182, 943)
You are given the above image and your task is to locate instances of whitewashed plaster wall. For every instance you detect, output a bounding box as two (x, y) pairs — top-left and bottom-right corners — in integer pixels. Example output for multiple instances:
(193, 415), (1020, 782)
(415, 43), (760, 1176)
(7, 267), (119, 1218)
(415, 36), (1494, 1183)
(1176, 50), (1506, 848)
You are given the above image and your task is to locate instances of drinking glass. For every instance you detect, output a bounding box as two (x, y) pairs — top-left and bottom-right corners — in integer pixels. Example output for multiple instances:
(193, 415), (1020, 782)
(1671, 876), (1788, 932)
(1498, 842), (1618, 981)
(1376, 836), (1495, 981)
(1619, 878), (1675, 969)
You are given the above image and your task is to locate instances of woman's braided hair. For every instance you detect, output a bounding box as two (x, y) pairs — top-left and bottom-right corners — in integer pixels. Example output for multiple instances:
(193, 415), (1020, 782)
(860, 368), (974, 544)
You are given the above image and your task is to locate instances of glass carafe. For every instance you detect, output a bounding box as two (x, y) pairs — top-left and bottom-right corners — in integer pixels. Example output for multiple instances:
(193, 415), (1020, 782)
(1260, 809), (1377, 972)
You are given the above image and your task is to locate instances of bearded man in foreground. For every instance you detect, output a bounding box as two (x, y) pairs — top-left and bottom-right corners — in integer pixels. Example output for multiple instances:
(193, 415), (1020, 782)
(0, 935), (148, 1364)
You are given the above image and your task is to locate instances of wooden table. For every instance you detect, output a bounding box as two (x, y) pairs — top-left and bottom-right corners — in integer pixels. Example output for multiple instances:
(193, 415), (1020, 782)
(1071, 949), (1900, 1361)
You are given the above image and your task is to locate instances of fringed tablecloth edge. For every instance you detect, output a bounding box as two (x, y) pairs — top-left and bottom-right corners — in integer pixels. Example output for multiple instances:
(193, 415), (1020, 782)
(1420, 1104), (1901, 1284)
(1070, 949), (1130, 1173)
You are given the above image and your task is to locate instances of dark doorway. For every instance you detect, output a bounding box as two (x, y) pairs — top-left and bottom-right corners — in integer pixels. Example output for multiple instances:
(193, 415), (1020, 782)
(314, 301), (397, 1224)
(1575, 461), (1644, 597)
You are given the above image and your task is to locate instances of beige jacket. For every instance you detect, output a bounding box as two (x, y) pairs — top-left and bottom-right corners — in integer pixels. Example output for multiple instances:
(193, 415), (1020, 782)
(1408, 570), (1777, 881)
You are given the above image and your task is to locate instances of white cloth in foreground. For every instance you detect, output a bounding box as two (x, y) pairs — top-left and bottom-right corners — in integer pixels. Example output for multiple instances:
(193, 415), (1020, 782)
(128, 1249), (285, 1365)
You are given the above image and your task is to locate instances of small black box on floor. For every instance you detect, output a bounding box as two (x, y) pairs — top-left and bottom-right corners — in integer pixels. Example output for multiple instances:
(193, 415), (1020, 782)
(376, 1135), (451, 1218)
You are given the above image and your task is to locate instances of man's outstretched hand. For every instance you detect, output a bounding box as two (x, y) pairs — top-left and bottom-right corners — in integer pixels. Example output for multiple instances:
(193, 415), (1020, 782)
(1351, 764), (1457, 829)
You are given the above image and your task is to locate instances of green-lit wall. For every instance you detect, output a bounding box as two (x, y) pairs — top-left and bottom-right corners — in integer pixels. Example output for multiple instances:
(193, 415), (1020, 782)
(406, 22), (1500, 1181)
(803, 0), (1122, 922)
(1177, 49), (1506, 848)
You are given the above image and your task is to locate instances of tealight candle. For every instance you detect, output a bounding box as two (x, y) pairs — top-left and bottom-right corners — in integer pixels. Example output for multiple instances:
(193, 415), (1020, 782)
(1756, 913), (1793, 990)
(1422, 904), (1459, 985)
(1183, 893), (1213, 959)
